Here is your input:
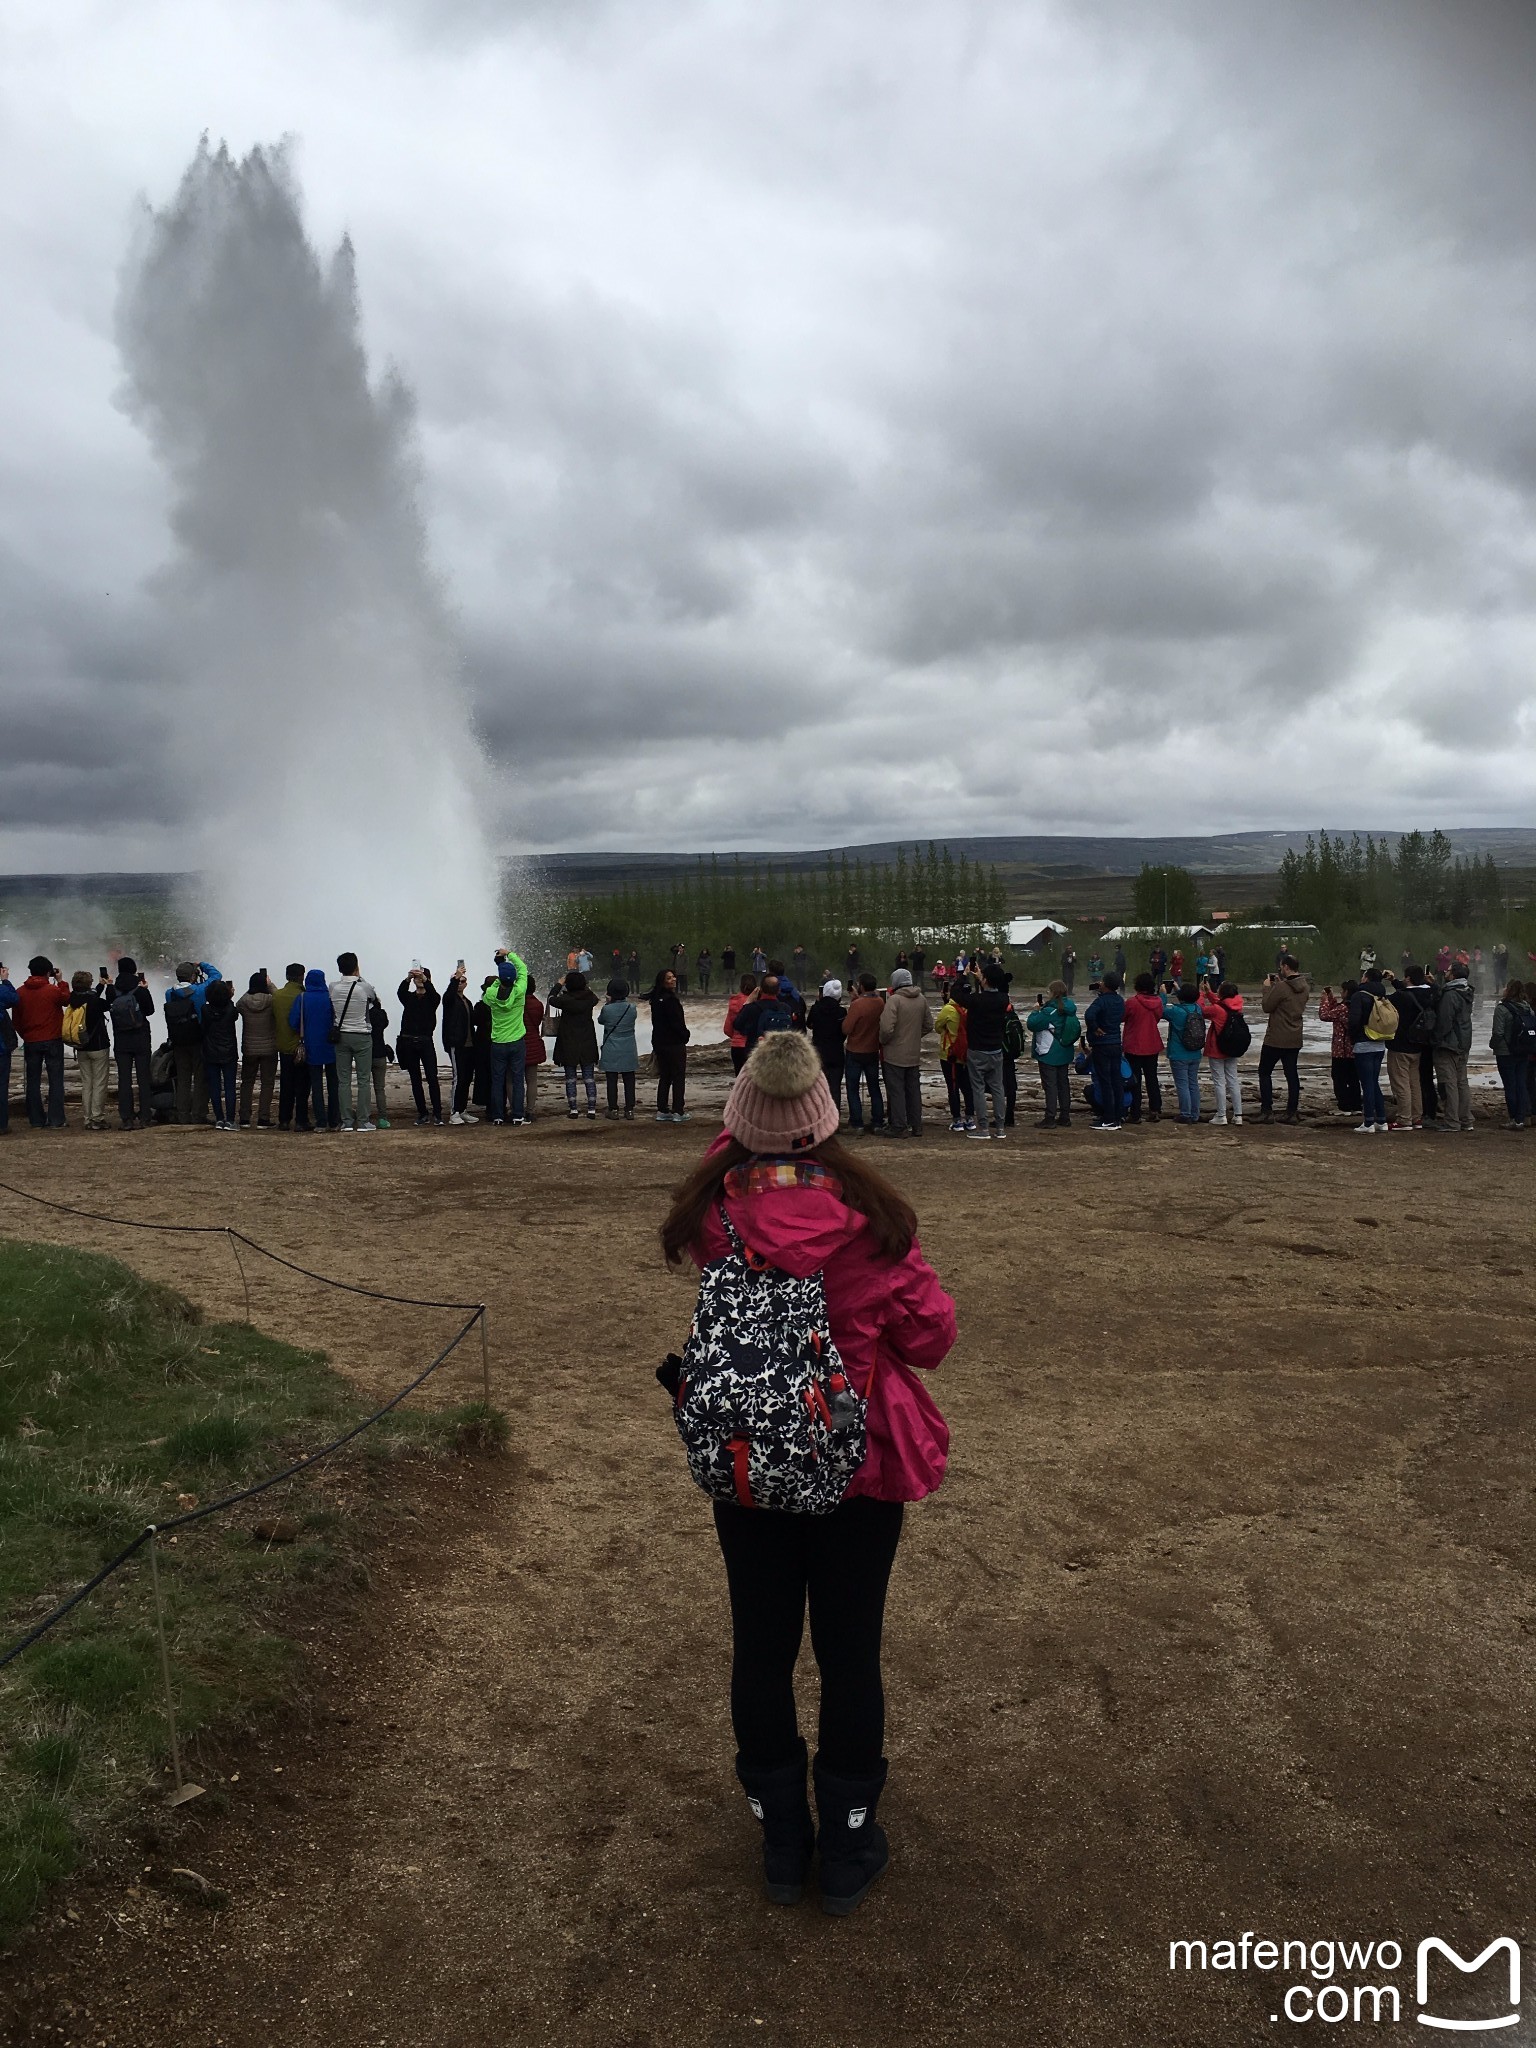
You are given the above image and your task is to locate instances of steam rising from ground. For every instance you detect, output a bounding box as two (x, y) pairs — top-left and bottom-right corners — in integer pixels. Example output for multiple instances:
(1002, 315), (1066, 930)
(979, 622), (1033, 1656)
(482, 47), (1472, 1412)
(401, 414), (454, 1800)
(115, 140), (500, 987)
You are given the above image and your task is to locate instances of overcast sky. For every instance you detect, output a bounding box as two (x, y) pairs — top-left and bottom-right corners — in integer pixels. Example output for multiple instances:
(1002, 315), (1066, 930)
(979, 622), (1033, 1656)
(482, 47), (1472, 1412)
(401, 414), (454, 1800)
(4, 0), (1536, 866)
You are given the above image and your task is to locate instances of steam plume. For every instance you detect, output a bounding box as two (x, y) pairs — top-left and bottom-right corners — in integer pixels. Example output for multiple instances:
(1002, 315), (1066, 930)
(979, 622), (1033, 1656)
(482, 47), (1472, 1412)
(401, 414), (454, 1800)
(116, 138), (499, 984)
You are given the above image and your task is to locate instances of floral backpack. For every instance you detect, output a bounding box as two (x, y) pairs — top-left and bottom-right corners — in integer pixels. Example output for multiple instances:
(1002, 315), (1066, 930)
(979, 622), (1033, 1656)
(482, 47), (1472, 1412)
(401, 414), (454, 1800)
(666, 1205), (866, 1514)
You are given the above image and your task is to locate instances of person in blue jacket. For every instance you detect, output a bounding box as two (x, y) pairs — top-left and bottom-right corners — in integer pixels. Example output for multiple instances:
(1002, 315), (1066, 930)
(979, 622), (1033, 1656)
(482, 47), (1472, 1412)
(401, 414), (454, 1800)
(289, 968), (339, 1131)
(1161, 980), (1206, 1124)
(164, 959), (223, 1125)
(1083, 972), (1127, 1132)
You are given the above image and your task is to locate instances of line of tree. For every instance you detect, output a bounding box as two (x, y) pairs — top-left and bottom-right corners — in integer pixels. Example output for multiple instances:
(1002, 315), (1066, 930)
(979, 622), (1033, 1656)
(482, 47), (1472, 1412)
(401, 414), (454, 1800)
(1276, 830), (1503, 928)
(546, 845), (1010, 974)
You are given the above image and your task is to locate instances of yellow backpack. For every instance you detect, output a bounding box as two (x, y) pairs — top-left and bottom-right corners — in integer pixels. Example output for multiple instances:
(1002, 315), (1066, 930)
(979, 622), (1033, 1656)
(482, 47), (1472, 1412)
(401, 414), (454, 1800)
(62, 1000), (88, 1047)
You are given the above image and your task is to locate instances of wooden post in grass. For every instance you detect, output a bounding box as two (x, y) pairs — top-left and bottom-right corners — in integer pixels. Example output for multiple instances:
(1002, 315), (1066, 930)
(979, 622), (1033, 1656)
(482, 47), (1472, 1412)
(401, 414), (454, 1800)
(145, 1527), (205, 1809)
(479, 1307), (490, 1407)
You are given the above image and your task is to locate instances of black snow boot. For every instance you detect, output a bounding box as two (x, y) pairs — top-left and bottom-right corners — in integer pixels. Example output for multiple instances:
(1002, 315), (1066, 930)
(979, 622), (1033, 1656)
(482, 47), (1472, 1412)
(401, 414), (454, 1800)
(813, 1756), (890, 1916)
(737, 1742), (815, 1905)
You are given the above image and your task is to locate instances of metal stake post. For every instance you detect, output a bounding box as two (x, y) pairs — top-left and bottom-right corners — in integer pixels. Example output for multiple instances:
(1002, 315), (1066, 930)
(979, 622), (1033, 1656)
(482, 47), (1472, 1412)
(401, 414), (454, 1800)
(146, 1527), (205, 1808)
(479, 1307), (490, 1407)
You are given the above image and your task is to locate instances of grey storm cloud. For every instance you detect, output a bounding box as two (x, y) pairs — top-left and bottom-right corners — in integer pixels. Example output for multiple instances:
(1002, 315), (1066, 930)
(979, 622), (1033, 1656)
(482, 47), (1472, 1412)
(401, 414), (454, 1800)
(1, 0), (1535, 866)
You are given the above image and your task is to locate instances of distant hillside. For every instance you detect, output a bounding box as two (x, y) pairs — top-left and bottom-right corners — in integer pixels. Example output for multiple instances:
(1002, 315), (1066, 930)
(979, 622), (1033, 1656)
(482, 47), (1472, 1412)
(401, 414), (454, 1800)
(7, 831), (1536, 908)
(524, 829), (1536, 892)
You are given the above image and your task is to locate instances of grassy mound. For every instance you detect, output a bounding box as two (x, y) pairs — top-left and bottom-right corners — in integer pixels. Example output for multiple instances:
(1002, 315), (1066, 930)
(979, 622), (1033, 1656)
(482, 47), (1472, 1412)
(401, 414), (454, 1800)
(0, 1238), (495, 1941)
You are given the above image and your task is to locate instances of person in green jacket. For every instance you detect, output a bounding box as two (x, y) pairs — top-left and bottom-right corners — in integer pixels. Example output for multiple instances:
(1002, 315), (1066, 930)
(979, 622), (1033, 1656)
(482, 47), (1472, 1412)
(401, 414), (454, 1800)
(1025, 980), (1079, 1129)
(485, 949), (530, 1125)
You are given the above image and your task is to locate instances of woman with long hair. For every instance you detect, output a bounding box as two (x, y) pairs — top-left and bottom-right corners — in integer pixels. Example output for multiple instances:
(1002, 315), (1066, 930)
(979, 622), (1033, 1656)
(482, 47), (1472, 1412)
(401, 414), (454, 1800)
(648, 967), (691, 1122)
(660, 1032), (954, 1914)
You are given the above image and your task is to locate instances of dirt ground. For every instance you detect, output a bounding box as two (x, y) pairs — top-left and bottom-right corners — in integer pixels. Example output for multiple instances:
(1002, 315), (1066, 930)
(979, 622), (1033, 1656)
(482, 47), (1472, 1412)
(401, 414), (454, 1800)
(0, 1046), (1532, 2047)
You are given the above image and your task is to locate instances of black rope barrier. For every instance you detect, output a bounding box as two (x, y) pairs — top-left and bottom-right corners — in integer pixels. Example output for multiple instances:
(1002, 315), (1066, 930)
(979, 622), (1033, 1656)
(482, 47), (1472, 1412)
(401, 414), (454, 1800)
(0, 1179), (492, 1674)
(0, 1181), (483, 1309)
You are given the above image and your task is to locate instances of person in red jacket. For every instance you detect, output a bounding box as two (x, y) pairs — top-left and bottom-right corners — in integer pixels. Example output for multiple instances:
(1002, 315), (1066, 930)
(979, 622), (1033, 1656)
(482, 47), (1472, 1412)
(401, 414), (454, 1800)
(1122, 973), (1167, 1123)
(15, 955), (72, 1129)
(661, 1031), (954, 1916)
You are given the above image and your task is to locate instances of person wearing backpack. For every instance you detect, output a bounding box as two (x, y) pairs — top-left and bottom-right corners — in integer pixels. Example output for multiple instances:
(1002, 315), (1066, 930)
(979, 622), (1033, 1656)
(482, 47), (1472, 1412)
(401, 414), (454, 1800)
(235, 971), (278, 1127)
(65, 971), (112, 1130)
(1347, 969), (1393, 1132)
(15, 956), (72, 1129)
(483, 948), (531, 1125)
(1256, 953), (1310, 1124)
(1025, 979), (1079, 1128)
(103, 958), (155, 1130)
(164, 959), (222, 1125)
(1198, 976), (1248, 1126)
(879, 967), (936, 1139)
(271, 964), (312, 1133)
(1084, 970), (1128, 1132)
(1123, 973), (1167, 1124)
(659, 1031), (955, 1915)
(599, 978), (639, 1119)
(367, 988), (395, 1129)
(1489, 979), (1534, 1129)
(1383, 966), (1433, 1130)
(289, 969), (340, 1131)
(328, 952), (380, 1132)
(1160, 980), (1205, 1124)
(1431, 966), (1475, 1134)
(739, 975), (797, 1056)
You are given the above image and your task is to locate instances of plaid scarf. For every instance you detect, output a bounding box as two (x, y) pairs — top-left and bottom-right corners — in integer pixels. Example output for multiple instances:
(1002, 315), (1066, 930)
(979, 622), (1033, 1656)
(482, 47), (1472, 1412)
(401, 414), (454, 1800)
(724, 1159), (843, 1202)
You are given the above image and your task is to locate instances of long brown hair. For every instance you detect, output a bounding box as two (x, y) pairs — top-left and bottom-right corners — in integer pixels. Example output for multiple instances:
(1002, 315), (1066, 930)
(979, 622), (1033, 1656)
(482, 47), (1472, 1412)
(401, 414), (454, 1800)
(660, 1136), (916, 1267)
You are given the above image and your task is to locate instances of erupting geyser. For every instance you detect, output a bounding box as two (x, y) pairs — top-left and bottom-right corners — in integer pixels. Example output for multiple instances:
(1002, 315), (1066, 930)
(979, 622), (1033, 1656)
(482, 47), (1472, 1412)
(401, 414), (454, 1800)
(116, 139), (500, 979)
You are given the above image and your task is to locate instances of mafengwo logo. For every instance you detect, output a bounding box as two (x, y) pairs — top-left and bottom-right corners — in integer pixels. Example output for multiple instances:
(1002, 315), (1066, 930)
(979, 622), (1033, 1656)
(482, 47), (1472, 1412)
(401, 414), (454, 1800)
(1167, 1931), (1523, 2029)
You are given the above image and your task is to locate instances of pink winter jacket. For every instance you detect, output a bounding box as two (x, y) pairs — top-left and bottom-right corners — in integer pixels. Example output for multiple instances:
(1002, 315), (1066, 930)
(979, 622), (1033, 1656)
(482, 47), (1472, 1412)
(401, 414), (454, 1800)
(688, 1143), (955, 1502)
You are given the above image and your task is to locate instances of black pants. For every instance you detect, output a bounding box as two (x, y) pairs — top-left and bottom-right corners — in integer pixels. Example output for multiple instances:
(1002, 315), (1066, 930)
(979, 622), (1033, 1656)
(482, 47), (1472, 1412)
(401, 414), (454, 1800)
(1419, 1047), (1439, 1119)
(730, 1046), (748, 1075)
(655, 1043), (687, 1113)
(448, 1045), (473, 1115)
(941, 1055), (973, 1120)
(1258, 1044), (1300, 1114)
(1127, 1053), (1162, 1119)
(712, 1496), (903, 1774)
(25, 1043), (66, 1127)
(278, 1051), (312, 1128)
(116, 1037), (152, 1125)
(1330, 1056), (1362, 1111)
(605, 1069), (636, 1112)
(1003, 1050), (1017, 1126)
(399, 1035), (442, 1118)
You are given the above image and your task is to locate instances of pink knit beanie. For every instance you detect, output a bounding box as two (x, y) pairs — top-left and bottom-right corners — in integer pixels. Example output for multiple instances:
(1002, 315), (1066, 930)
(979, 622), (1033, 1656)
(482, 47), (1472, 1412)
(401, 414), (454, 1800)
(723, 1032), (840, 1155)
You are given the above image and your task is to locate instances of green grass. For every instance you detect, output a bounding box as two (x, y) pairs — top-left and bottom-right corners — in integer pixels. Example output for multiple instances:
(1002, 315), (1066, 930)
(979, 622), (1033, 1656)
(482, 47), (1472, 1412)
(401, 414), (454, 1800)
(0, 1239), (497, 1943)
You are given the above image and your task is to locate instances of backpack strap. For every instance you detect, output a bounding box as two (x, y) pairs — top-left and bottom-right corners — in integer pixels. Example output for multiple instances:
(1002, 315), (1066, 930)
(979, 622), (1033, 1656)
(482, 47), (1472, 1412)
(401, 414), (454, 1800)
(716, 1200), (770, 1273)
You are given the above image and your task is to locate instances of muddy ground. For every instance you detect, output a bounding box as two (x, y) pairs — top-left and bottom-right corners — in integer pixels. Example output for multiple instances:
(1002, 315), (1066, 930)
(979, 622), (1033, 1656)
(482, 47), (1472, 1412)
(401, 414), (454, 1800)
(0, 1043), (1532, 2047)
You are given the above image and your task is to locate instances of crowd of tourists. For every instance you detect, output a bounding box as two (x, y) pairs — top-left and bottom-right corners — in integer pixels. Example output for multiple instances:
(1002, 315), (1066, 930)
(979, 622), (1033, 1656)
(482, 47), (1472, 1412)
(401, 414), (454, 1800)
(740, 952), (1532, 1137)
(0, 949), (694, 1134)
(3, 938), (1532, 1137)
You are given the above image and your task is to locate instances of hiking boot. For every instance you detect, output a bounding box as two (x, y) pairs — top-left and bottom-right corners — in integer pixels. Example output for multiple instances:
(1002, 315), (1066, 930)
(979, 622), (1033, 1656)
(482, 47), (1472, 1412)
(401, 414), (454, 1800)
(1253, 1110), (1274, 1124)
(814, 1757), (890, 1917)
(738, 1742), (815, 1907)
(1279, 1111), (1301, 1125)
(1035, 1116), (1057, 1128)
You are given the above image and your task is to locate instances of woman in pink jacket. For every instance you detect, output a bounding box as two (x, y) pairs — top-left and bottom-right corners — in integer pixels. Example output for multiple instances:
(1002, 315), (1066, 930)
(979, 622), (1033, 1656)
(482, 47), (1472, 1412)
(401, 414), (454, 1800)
(661, 1031), (955, 1915)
